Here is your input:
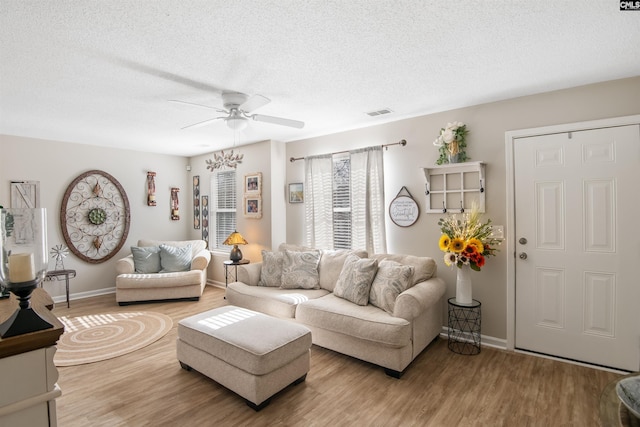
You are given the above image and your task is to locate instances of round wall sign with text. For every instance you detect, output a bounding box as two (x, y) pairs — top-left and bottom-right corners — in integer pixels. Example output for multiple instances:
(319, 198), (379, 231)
(389, 194), (419, 227)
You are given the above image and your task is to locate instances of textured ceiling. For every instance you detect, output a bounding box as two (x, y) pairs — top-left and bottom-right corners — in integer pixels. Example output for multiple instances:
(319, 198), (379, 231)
(1, 1), (639, 157)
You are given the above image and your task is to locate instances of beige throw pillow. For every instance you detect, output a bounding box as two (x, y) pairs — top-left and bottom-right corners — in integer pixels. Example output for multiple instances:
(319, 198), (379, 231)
(280, 249), (321, 289)
(258, 250), (284, 287)
(369, 259), (415, 314)
(333, 254), (378, 306)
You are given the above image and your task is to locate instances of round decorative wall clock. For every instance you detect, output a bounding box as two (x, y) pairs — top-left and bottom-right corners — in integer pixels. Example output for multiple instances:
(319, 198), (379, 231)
(60, 170), (130, 264)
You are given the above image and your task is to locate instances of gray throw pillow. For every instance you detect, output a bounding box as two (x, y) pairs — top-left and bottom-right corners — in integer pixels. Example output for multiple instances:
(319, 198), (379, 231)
(280, 249), (321, 289)
(369, 259), (415, 314)
(131, 246), (161, 273)
(334, 254), (378, 306)
(159, 244), (192, 272)
(258, 250), (284, 287)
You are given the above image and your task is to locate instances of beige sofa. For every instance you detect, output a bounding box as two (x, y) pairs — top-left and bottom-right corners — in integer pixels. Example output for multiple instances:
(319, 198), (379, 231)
(225, 245), (446, 377)
(115, 239), (211, 305)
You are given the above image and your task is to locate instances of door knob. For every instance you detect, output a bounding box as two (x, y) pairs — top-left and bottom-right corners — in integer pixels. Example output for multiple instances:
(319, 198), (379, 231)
(519, 237), (527, 245)
(519, 252), (528, 260)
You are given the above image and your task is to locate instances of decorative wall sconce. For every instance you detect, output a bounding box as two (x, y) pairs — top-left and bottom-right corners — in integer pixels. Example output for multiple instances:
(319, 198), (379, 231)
(170, 187), (180, 220)
(147, 172), (156, 206)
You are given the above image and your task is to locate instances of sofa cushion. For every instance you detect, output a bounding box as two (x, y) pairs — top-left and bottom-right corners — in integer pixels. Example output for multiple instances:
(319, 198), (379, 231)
(258, 250), (283, 287)
(369, 259), (415, 314)
(318, 249), (368, 291)
(159, 244), (192, 272)
(130, 246), (161, 273)
(371, 254), (436, 285)
(281, 250), (321, 290)
(226, 282), (330, 318)
(333, 254), (378, 306)
(296, 294), (411, 348)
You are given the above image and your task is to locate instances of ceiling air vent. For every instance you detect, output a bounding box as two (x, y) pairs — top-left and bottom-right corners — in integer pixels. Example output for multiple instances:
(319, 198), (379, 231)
(365, 108), (393, 117)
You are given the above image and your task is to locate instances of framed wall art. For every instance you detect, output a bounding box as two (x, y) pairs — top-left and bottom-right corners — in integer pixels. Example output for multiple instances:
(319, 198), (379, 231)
(288, 183), (303, 203)
(244, 172), (262, 195)
(244, 196), (262, 219)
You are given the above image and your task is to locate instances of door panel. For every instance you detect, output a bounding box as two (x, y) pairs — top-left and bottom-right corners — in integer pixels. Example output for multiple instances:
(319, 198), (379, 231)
(515, 124), (640, 371)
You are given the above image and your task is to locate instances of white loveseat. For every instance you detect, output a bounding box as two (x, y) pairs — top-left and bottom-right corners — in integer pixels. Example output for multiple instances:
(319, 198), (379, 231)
(225, 244), (446, 377)
(115, 239), (211, 305)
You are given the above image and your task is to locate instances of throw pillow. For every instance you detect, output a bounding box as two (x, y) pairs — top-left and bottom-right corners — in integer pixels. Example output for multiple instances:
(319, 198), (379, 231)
(369, 259), (415, 314)
(333, 254), (378, 306)
(130, 246), (161, 273)
(258, 250), (284, 287)
(159, 244), (192, 273)
(280, 249), (321, 289)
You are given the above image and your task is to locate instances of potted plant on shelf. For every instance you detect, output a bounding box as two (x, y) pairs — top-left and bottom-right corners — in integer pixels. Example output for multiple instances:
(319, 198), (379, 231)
(433, 121), (469, 165)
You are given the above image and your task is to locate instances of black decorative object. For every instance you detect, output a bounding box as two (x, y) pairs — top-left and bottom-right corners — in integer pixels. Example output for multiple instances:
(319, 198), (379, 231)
(0, 208), (53, 338)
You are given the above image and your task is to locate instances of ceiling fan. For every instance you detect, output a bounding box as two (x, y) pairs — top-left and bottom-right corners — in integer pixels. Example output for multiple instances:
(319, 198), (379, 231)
(170, 91), (305, 131)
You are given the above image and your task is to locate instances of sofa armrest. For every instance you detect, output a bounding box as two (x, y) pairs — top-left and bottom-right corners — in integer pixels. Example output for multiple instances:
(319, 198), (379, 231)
(191, 249), (212, 271)
(393, 277), (446, 321)
(116, 255), (135, 275)
(236, 262), (263, 286)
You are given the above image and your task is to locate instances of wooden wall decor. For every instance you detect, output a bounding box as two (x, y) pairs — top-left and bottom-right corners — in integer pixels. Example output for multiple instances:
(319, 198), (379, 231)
(147, 172), (156, 206)
(193, 175), (200, 229)
(171, 187), (180, 220)
(201, 195), (209, 246)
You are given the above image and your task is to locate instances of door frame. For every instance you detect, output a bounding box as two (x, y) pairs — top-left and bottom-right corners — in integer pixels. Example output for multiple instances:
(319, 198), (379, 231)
(504, 114), (640, 351)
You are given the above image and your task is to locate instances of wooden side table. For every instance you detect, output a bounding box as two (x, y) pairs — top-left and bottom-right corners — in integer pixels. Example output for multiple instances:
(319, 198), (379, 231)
(43, 269), (76, 308)
(223, 260), (250, 287)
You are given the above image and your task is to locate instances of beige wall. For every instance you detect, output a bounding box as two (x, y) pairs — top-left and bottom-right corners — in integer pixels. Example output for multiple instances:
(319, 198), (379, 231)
(187, 140), (287, 284)
(285, 76), (640, 340)
(0, 135), (190, 299)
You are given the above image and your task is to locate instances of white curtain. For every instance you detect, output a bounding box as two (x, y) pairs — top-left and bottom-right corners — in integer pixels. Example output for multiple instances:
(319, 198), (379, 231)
(304, 154), (334, 249)
(350, 146), (387, 254)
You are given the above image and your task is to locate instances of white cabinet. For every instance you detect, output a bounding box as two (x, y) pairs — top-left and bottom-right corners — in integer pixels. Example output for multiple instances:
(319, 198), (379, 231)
(0, 346), (61, 427)
(422, 162), (486, 213)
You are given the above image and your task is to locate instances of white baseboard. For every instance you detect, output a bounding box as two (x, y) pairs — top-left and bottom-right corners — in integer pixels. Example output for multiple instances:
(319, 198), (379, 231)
(51, 287), (115, 305)
(439, 326), (507, 350)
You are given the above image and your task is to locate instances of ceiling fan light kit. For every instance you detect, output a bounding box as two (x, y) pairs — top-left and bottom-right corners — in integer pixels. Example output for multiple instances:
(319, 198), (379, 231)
(172, 91), (304, 132)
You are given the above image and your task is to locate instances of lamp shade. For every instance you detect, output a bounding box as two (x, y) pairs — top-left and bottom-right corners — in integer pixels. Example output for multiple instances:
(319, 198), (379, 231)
(223, 231), (248, 246)
(223, 231), (247, 262)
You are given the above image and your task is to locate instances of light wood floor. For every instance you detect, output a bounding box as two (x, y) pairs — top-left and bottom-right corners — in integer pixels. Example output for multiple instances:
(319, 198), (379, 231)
(52, 286), (620, 426)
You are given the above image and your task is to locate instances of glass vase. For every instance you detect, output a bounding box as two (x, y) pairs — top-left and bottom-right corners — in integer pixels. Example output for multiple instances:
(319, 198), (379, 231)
(0, 208), (52, 338)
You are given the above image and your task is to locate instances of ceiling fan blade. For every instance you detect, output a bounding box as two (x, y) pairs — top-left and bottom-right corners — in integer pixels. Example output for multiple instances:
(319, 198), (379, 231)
(239, 94), (271, 113)
(169, 100), (227, 113)
(251, 114), (305, 129)
(181, 117), (225, 130)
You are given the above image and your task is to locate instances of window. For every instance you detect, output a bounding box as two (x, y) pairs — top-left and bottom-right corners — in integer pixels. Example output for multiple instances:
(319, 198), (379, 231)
(210, 170), (236, 251)
(332, 156), (351, 249)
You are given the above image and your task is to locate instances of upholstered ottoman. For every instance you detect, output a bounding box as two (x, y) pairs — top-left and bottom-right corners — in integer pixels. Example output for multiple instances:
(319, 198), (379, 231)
(176, 305), (311, 410)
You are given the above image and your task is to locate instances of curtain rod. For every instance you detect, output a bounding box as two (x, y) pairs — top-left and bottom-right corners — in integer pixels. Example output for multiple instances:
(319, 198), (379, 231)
(289, 139), (406, 163)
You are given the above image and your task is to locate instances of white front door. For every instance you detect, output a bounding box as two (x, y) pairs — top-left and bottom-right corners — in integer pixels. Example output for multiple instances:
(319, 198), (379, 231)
(514, 124), (640, 371)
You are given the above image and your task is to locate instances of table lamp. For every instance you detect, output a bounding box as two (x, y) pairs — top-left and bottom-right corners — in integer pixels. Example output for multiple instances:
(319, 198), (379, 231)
(223, 231), (248, 262)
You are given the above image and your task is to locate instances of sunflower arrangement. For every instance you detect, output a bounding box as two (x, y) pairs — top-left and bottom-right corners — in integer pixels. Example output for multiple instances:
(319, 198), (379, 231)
(437, 206), (500, 271)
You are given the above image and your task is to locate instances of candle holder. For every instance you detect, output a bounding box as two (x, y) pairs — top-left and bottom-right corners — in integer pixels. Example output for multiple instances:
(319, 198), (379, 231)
(0, 208), (53, 338)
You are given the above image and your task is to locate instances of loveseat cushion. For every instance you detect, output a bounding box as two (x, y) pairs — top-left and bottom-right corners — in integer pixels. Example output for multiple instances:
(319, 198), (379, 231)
(159, 244), (192, 272)
(333, 254), (378, 306)
(116, 269), (203, 288)
(131, 246), (161, 273)
(296, 294), (411, 348)
(138, 239), (206, 259)
(369, 259), (415, 314)
(280, 250), (321, 289)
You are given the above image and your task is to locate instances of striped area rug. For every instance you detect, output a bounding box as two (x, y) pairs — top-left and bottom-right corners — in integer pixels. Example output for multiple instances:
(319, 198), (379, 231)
(54, 311), (173, 366)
